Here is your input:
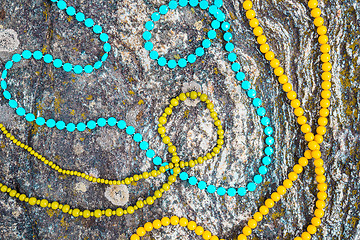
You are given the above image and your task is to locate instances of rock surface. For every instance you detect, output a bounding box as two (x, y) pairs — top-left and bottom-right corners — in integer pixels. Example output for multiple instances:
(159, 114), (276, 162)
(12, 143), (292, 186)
(0, 0), (359, 239)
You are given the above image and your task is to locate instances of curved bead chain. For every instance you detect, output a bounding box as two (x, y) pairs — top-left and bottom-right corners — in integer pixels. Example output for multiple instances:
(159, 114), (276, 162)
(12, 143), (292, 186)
(235, 0), (331, 239)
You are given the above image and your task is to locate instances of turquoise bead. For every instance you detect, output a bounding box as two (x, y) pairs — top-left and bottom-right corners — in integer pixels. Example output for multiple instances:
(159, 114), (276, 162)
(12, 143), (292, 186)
(195, 47), (204, 56)
(84, 65), (93, 73)
(46, 119), (56, 128)
(214, 0), (223, 7)
(208, 5), (218, 15)
(107, 117), (117, 126)
(167, 60), (177, 69)
(238, 187), (246, 196)
(207, 185), (216, 193)
(57, 0), (66, 10)
(93, 25), (102, 34)
(259, 166), (268, 175)
(216, 12), (225, 22)
(16, 107), (26, 116)
(9, 100), (18, 108)
(73, 65), (83, 74)
(144, 42), (153, 51)
(179, 0), (188, 7)
(225, 42), (234, 52)
(97, 118), (107, 127)
(35, 117), (45, 126)
(85, 18), (94, 27)
(247, 89), (256, 98)
(43, 54), (53, 63)
(241, 81), (250, 90)
(153, 156), (162, 165)
(247, 182), (256, 191)
(151, 12), (160, 21)
(157, 57), (167, 66)
(159, 5), (168, 14)
(188, 176), (197, 185)
(236, 72), (245, 81)
(76, 12), (85, 22)
(143, 31), (152, 40)
(25, 113), (35, 122)
(0, 80), (6, 89)
(77, 122), (86, 132)
(180, 172), (189, 180)
(117, 120), (126, 129)
(5, 61), (13, 69)
(199, 0), (208, 9)
(103, 43), (111, 52)
(202, 39), (211, 49)
(133, 133), (142, 142)
(87, 120), (97, 129)
(66, 6), (76, 16)
(223, 32), (232, 41)
(231, 62), (240, 72)
(265, 127), (274, 136)
(261, 117), (270, 126)
(168, 1), (178, 9)
(100, 33), (109, 42)
(262, 156), (271, 165)
(63, 63), (72, 72)
(1, 71), (7, 80)
(265, 136), (274, 145)
(265, 146), (274, 155)
(146, 149), (155, 158)
(221, 22), (230, 31)
(207, 30), (217, 39)
(227, 52), (237, 62)
(101, 53), (108, 62)
(253, 98), (262, 107)
(254, 175), (263, 184)
(22, 50), (32, 59)
(33, 51), (43, 60)
(187, 54), (196, 63)
(56, 121), (66, 130)
(66, 123), (76, 132)
(145, 21), (154, 31)
(189, 0), (199, 7)
(217, 187), (226, 196)
(94, 61), (102, 69)
(178, 58), (187, 68)
(53, 59), (63, 68)
(198, 181), (207, 190)
(257, 107), (266, 116)
(3, 91), (11, 99)
(126, 126), (135, 135)
(211, 20), (220, 29)
(149, 51), (159, 60)
(139, 141), (149, 150)
(227, 188), (236, 196)
(12, 54), (22, 63)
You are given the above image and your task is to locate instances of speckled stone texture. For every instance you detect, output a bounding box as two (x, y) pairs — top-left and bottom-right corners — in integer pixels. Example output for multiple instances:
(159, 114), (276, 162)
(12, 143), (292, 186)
(0, 0), (359, 239)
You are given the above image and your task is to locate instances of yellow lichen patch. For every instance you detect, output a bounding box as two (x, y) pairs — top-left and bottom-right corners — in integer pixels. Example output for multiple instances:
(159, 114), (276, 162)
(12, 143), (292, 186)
(214, 67), (218, 74)
(41, 45), (48, 54)
(60, 217), (69, 230)
(54, 91), (64, 114)
(72, 47), (79, 52)
(223, 176), (227, 180)
(174, 54), (180, 60)
(81, 113), (86, 120)
(70, 109), (75, 115)
(184, 110), (190, 118)
(80, 138), (85, 141)
(46, 208), (58, 217)
(48, 185), (53, 190)
(0, 141), (5, 148)
(35, 71), (40, 76)
(138, 100), (144, 105)
(229, 12), (237, 20)
(56, 35), (62, 40)
(128, 90), (135, 95)
(351, 217), (359, 228)
(67, 16), (73, 22)
(271, 208), (285, 220)
(86, 95), (93, 100)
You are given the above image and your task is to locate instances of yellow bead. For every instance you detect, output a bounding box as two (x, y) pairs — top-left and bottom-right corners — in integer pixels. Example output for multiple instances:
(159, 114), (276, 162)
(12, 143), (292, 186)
(265, 199), (274, 208)
(170, 216), (179, 225)
(179, 217), (188, 227)
(152, 219), (162, 229)
(187, 221), (197, 230)
(94, 209), (102, 218)
(316, 200), (326, 209)
(308, 141), (320, 150)
(320, 99), (330, 108)
(291, 99), (301, 109)
(237, 234), (247, 240)
(146, 196), (154, 205)
(318, 183), (328, 192)
(105, 209), (112, 217)
(170, 98), (179, 106)
(207, 102), (214, 109)
(161, 217), (170, 226)
(294, 107), (304, 117)
(288, 172), (298, 181)
(28, 197), (37, 205)
(165, 107), (172, 115)
(253, 27), (263, 36)
(83, 210), (91, 218)
(315, 167), (325, 176)
(271, 192), (281, 202)
(9, 190), (17, 197)
(308, 0), (318, 8)
(19, 194), (26, 201)
(200, 94), (208, 102)
(320, 53), (330, 63)
(253, 212), (263, 221)
(136, 227), (146, 236)
(320, 44), (330, 53)
(190, 91), (198, 99)
(301, 232), (311, 240)
(317, 25), (327, 35)
(319, 117), (329, 126)
(304, 150), (312, 158)
(265, 51), (275, 60)
(162, 183), (170, 191)
(277, 186), (286, 195)
(294, 237), (302, 240)
(246, 10), (256, 19)
(142, 172), (149, 179)
(297, 116), (307, 125)
(62, 204), (70, 213)
(179, 93), (187, 101)
(168, 145), (176, 153)
(249, 18), (259, 28)
(321, 89), (331, 99)
(307, 225), (317, 234)
(321, 80), (331, 90)
(317, 191), (327, 200)
(299, 157), (308, 167)
(301, 124), (311, 133)
(319, 35), (328, 45)
(257, 35), (267, 44)
(315, 134), (324, 144)
(315, 209), (324, 218)
(293, 164), (303, 174)
(40, 199), (48, 208)
(72, 209), (80, 217)
(243, 0), (253, 10)
(304, 132), (314, 142)
(316, 126), (327, 135)
(278, 75), (288, 84)
(159, 116), (167, 124)
(242, 226), (252, 236)
(311, 217), (321, 227)
(130, 234), (140, 240)
(259, 205), (269, 215)
(270, 59), (280, 68)
(260, 44), (269, 53)
(248, 219), (257, 229)
(312, 150), (322, 159)
(287, 91), (297, 100)
(203, 230), (212, 240)
(313, 17), (324, 27)
(195, 226), (204, 235)
(144, 222), (153, 232)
